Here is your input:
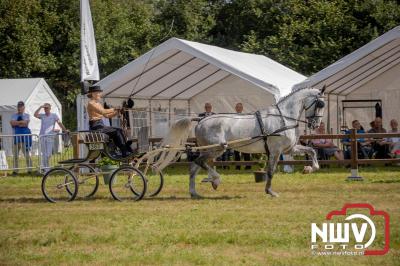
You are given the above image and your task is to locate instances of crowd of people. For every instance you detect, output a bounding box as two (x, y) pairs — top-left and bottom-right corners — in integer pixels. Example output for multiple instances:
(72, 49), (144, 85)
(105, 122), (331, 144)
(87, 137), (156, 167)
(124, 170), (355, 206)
(311, 117), (400, 162)
(10, 101), (68, 175)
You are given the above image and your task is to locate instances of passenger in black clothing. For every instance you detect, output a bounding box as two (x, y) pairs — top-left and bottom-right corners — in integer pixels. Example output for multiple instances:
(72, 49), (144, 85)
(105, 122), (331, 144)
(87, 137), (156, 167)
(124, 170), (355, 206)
(198, 102), (215, 118)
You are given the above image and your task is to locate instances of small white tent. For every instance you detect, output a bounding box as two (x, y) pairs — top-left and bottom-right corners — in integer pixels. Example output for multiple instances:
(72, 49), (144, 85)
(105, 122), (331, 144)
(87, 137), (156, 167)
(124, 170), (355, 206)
(293, 26), (400, 133)
(0, 78), (62, 154)
(83, 38), (305, 137)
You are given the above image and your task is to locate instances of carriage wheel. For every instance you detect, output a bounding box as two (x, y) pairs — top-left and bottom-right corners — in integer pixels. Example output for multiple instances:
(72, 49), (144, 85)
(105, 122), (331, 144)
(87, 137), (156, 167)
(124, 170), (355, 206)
(109, 166), (147, 201)
(139, 164), (164, 197)
(41, 168), (78, 203)
(68, 164), (99, 199)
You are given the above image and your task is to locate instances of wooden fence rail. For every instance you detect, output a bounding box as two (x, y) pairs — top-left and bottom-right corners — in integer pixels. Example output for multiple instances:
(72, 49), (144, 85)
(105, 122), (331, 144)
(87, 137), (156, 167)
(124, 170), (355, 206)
(139, 130), (400, 179)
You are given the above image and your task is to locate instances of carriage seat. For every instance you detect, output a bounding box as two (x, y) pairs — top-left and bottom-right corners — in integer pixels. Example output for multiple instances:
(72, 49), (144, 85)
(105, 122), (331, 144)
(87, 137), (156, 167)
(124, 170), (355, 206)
(77, 130), (109, 144)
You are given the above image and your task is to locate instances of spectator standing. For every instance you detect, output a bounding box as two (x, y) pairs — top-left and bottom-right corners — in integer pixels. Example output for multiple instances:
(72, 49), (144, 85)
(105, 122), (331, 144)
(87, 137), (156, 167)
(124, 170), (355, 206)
(34, 103), (68, 171)
(368, 117), (390, 159)
(10, 101), (32, 175)
(311, 122), (344, 161)
(233, 103), (251, 170)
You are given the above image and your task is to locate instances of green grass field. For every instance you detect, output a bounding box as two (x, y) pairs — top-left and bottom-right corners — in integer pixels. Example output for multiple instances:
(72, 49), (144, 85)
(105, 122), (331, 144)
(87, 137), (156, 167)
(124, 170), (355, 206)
(0, 166), (399, 265)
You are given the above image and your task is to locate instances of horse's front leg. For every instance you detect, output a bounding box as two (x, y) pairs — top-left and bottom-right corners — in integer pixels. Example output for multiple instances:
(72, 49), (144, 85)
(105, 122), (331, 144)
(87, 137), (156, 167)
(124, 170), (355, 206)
(292, 144), (319, 173)
(264, 151), (280, 197)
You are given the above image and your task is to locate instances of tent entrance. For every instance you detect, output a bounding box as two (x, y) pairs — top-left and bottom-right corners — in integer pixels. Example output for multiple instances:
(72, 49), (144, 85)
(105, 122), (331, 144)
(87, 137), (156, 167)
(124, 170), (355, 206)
(341, 99), (382, 130)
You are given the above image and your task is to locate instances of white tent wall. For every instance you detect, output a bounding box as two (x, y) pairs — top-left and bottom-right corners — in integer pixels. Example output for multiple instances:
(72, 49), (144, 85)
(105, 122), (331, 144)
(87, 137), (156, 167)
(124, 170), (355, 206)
(0, 111), (16, 156)
(189, 75), (276, 114)
(0, 111), (14, 135)
(322, 94), (344, 134)
(344, 63), (400, 130)
(0, 78), (62, 156)
(321, 64), (400, 135)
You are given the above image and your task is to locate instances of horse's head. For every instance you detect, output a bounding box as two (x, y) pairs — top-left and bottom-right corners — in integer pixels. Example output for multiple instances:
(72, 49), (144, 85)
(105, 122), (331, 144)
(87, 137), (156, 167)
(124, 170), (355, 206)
(303, 86), (326, 129)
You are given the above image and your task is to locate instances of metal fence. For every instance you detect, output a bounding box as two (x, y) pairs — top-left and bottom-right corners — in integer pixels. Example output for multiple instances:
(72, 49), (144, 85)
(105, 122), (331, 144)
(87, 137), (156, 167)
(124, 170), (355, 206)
(0, 133), (75, 174)
(0, 134), (39, 174)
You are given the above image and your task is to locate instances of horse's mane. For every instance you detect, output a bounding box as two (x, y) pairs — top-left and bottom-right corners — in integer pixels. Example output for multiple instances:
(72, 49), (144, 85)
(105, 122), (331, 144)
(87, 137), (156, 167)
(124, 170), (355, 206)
(276, 87), (317, 105)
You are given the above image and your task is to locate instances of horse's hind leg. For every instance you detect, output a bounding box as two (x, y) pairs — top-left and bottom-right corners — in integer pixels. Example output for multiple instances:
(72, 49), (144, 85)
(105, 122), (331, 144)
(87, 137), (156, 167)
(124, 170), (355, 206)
(189, 151), (218, 198)
(196, 150), (224, 190)
(189, 162), (202, 198)
(191, 150), (223, 193)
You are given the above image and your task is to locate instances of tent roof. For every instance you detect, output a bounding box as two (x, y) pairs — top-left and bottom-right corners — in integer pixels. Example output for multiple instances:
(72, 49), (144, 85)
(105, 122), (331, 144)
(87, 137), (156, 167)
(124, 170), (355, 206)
(293, 26), (400, 95)
(0, 78), (61, 112)
(96, 38), (306, 100)
(0, 78), (41, 104)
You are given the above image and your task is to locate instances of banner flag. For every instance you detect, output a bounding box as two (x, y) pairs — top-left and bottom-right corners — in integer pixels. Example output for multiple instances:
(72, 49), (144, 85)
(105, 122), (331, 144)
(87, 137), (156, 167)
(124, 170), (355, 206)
(80, 0), (100, 82)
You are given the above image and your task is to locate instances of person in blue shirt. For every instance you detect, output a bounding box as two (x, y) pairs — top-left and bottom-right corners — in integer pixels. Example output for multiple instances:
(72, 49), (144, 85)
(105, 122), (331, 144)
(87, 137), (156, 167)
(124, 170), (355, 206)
(342, 120), (371, 159)
(10, 101), (32, 175)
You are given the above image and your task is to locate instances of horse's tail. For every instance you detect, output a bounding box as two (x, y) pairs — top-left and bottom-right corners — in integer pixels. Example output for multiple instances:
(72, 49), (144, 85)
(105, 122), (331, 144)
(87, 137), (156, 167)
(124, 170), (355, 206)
(153, 118), (193, 171)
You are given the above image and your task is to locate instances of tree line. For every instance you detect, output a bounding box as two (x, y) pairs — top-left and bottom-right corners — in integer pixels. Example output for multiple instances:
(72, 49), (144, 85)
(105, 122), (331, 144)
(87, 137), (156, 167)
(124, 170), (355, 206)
(1, 0), (400, 129)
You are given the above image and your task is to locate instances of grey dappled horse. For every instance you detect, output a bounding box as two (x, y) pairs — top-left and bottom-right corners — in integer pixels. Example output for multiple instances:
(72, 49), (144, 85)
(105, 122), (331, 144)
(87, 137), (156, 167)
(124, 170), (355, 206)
(159, 87), (326, 198)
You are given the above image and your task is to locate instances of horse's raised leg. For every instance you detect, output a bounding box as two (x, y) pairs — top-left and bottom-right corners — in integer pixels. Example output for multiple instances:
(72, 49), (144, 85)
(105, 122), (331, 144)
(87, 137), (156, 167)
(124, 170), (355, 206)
(189, 150), (222, 198)
(292, 144), (319, 173)
(264, 151), (280, 197)
(196, 150), (223, 190)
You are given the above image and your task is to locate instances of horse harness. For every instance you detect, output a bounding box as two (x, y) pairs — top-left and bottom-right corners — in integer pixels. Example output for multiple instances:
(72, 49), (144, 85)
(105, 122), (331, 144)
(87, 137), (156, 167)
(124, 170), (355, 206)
(255, 111), (299, 155)
(254, 94), (325, 154)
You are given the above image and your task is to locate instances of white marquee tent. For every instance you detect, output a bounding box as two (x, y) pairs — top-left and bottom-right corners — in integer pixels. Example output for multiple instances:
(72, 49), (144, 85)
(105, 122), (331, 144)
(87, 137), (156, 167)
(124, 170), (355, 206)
(293, 26), (400, 133)
(0, 78), (62, 154)
(80, 37), (306, 137)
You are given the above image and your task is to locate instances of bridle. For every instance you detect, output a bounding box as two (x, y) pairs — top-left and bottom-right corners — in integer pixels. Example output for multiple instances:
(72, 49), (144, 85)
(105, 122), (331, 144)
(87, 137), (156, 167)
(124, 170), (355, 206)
(304, 96), (325, 119)
(270, 94), (326, 126)
(254, 88), (326, 154)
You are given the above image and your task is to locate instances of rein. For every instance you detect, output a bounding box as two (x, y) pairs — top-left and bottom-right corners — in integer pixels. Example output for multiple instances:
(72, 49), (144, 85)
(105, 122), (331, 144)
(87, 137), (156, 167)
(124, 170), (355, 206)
(252, 93), (323, 153)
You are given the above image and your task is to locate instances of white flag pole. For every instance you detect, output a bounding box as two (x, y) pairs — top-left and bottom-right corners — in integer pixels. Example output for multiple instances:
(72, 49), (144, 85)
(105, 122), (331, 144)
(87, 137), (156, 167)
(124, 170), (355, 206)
(79, 0), (99, 131)
(80, 0), (100, 83)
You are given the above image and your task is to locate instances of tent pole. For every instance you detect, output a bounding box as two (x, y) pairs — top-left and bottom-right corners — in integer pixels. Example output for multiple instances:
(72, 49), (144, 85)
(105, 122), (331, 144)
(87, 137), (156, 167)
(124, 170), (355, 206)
(188, 100), (191, 117)
(168, 99), (172, 127)
(336, 94), (339, 134)
(327, 93), (331, 133)
(149, 100), (152, 137)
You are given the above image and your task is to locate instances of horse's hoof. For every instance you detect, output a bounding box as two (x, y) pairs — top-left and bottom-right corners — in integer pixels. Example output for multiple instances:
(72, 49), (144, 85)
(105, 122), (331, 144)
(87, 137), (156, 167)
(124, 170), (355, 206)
(303, 166), (313, 174)
(266, 189), (279, 197)
(201, 177), (213, 183)
(190, 193), (203, 199)
(211, 178), (220, 190)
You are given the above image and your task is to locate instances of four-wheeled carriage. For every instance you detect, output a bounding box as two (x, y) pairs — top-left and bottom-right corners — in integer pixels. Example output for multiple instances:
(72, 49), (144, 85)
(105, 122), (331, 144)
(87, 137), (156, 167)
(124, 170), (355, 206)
(41, 129), (164, 203)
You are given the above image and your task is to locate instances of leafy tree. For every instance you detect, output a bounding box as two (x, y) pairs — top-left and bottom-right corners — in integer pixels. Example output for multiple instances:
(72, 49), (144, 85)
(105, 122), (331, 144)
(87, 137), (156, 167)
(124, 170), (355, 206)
(211, 0), (400, 75)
